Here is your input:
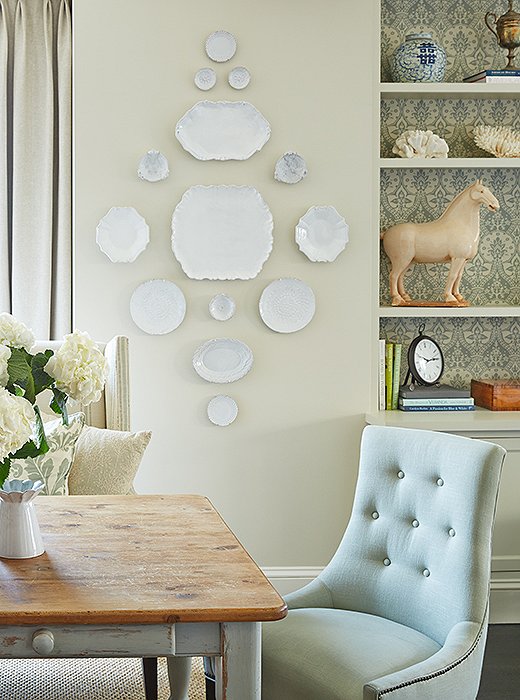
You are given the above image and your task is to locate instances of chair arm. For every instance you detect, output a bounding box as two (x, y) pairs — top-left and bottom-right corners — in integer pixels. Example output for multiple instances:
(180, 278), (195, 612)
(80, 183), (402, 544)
(364, 620), (486, 700)
(284, 577), (334, 610)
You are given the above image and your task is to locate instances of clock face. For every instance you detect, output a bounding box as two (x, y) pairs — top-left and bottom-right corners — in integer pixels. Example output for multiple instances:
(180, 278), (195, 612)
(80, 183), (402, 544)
(411, 336), (444, 385)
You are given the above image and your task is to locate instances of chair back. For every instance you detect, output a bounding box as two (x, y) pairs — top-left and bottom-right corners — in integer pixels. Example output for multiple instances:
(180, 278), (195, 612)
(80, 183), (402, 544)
(320, 425), (505, 645)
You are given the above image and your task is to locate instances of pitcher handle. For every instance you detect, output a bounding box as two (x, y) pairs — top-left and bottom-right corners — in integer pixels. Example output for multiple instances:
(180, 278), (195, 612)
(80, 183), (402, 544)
(485, 12), (499, 41)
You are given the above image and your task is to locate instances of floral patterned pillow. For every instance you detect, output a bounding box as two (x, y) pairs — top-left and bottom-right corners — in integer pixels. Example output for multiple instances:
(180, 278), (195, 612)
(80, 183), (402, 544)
(9, 413), (85, 495)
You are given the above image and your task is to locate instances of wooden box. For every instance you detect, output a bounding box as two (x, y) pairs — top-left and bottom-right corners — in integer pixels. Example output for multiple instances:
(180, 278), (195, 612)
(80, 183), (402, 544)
(471, 379), (520, 411)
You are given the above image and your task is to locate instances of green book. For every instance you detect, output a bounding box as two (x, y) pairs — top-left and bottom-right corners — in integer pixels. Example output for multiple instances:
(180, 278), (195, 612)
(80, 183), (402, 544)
(391, 343), (402, 410)
(385, 342), (394, 410)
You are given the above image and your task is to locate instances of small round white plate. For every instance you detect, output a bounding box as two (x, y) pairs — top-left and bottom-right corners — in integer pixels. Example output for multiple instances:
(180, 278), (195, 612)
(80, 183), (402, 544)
(96, 207), (149, 263)
(209, 294), (236, 321)
(228, 66), (250, 89)
(295, 205), (349, 262)
(137, 150), (169, 182)
(205, 30), (237, 62)
(259, 278), (316, 333)
(207, 395), (238, 426)
(274, 152), (307, 184)
(130, 279), (186, 335)
(194, 67), (217, 91)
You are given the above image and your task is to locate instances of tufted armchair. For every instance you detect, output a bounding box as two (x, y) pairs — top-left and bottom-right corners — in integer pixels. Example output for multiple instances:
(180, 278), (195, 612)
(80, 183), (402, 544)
(261, 425), (506, 700)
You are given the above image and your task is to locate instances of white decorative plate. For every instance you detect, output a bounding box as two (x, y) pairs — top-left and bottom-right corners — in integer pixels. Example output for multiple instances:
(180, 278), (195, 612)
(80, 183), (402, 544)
(175, 101), (271, 161)
(274, 152), (308, 184)
(193, 338), (253, 383)
(259, 278), (316, 333)
(96, 207), (149, 263)
(295, 205), (349, 262)
(205, 30), (237, 62)
(209, 294), (236, 321)
(207, 395), (238, 426)
(194, 67), (216, 91)
(130, 279), (186, 335)
(137, 150), (169, 182)
(172, 185), (273, 280)
(228, 66), (250, 89)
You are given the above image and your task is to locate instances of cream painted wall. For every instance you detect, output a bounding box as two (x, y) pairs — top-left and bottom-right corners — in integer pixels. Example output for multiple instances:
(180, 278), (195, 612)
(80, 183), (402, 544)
(73, 0), (375, 568)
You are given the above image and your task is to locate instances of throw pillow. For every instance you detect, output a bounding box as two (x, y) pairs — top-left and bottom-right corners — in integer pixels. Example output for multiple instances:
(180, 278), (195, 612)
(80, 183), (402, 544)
(68, 425), (151, 495)
(9, 413), (86, 495)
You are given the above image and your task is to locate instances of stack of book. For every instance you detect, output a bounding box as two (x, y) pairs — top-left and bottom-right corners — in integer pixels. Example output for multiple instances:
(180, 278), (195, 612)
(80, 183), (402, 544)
(398, 384), (475, 412)
(378, 339), (402, 410)
(463, 69), (520, 83)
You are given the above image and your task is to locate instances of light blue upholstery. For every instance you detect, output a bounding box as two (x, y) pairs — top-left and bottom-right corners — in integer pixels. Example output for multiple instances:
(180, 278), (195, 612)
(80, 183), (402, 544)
(262, 425), (506, 700)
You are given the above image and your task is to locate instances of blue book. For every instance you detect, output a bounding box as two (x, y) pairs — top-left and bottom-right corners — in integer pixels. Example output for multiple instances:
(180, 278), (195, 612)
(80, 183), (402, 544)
(463, 69), (520, 82)
(398, 405), (476, 412)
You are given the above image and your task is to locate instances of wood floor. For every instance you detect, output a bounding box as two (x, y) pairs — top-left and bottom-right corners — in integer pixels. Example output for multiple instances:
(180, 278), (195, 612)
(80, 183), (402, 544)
(477, 624), (519, 699)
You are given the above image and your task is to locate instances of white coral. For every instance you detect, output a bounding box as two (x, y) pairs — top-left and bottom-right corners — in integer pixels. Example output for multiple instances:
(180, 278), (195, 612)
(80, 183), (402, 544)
(0, 313), (35, 352)
(0, 387), (35, 463)
(474, 125), (520, 158)
(45, 330), (108, 406)
(392, 129), (449, 159)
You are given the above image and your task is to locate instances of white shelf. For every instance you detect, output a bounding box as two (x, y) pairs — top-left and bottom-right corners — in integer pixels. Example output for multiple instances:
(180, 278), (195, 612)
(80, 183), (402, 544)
(380, 82), (520, 98)
(365, 408), (520, 437)
(380, 158), (520, 169)
(379, 306), (520, 318)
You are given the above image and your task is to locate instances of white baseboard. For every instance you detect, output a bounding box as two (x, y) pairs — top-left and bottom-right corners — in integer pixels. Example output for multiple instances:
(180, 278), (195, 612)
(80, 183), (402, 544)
(263, 562), (520, 624)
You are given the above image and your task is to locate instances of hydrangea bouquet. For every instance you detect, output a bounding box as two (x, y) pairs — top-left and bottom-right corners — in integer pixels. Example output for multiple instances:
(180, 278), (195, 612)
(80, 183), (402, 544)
(0, 313), (108, 485)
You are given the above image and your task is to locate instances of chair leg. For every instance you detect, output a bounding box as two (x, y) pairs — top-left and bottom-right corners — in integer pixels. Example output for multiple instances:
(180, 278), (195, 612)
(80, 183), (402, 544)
(142, 657), (158, 700)
(205, 675), (216, 700)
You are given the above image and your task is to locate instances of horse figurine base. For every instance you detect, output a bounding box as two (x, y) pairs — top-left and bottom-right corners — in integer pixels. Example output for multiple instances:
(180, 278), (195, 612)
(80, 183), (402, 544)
(381, 180), (499, 307)
(393, 299), (470, 307)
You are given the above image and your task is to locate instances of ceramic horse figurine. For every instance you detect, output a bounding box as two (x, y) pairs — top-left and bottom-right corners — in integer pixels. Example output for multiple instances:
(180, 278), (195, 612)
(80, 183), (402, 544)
(381, 180), (500, 306)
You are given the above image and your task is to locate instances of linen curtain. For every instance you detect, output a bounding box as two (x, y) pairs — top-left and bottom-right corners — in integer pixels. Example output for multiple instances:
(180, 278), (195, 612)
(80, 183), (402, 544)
(0, 0), (71, 339)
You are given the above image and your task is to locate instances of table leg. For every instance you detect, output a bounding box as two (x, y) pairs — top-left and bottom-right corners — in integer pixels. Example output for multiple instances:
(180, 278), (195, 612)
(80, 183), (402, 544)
(166, 656), (192, 700)
(215, 622), (261, 700)
(142, 657), (158, 700)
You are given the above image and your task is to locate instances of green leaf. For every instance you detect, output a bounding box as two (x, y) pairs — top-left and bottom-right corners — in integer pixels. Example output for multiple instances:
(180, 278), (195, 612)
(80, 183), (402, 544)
(32, 406), (49, 455)
(10, 440), (40, 460)
(31, 350), (55, 396)
(50, 388), (69, 425)
(0, 458), (10, 487)
(7, 347), (35, 404)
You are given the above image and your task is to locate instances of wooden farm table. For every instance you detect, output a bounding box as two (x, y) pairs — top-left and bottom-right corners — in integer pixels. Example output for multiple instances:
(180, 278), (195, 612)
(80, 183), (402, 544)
(0, 495), (287, 699)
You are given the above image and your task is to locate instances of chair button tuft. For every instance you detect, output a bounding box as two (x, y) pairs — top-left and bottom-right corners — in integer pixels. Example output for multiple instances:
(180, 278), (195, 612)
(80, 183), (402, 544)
(397, 470), (405, 479)
(436, 478), (444, 486)
(423, 568), (431, 577)
(371, 511), (379, 520)
(412, 519), (419, 528)
(448, 528), (456, 537)
(383, 558), (391, 566)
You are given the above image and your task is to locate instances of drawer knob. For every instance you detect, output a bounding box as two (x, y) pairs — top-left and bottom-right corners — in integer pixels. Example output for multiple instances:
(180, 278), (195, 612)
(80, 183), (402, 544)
(32, 630), (55, 655)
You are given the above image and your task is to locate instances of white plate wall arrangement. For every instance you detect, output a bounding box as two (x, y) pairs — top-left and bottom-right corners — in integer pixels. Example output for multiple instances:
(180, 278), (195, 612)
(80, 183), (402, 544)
(295, 205), (349, 262)
(175, 101), (271, 161)
(207, 395), (239, 426)
(259, 278), (316, 333)
(96, 207), (150, 263)
(130, 279), (186, 335)
(171, 185), (273, 280)
(193, 338), (253, 383)
(137, 150), (169, 182)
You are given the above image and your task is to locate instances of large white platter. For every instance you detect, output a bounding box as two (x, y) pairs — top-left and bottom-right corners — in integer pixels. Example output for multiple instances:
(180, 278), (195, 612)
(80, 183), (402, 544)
(207, 395), (238, 426)
(193, 338), (253, 383)
(295, 205), (349, 262)
(96, 207), (149, 263)
(171, 185), (273, 280)
(259, 278), (316, 333)
(130, 279), (186, 335)
(175, 101), (271, 161)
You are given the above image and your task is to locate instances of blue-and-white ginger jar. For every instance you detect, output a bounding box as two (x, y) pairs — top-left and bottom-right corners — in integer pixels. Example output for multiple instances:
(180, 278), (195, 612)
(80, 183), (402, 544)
(392, 32), (446, 83)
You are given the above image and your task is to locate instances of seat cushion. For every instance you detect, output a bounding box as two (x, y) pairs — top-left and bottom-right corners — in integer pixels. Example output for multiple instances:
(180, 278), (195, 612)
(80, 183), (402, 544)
(262, 608), (441, 700)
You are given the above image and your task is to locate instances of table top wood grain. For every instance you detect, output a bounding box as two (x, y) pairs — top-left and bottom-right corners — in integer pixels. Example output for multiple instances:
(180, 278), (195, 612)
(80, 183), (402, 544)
(0, 495), (287, 626)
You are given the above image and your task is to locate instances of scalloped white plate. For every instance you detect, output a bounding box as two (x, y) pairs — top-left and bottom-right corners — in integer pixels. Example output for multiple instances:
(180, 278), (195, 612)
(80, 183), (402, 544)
(274, 152), (308, 184)
(96, 207), (149, 263)
(295, 205), (349, 262)
(137, 150), (169, 182)
(175, 101), (271, 161)
(205, 30), (237, 62)
(259, 278), (316, 333)
(130, 279), (186, 335)
(209, 294), (236, 321)
(207, 395), (238, 426)
(171, 185), (273, 280)
(194, 67), (216, 91)
(193, 338), (253, 383)
(228, 66), (250, 89)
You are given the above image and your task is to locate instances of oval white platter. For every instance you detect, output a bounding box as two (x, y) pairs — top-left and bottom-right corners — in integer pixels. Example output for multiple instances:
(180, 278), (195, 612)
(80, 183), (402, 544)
(193, 338), (253, 383)
(274, 152), (308, 184)
(175, 101), (271, 161)
(96, 207), (149, 263)
(295, 205), (349, 262)
(205, 30), (237, 62)
(130, 279), (186, 335)
(172, 185), (273, 280)
(259, 278), (316, 333)
(207, 395), (238, 426)
(137, 150), (169, 182)
(228, 66), (250, 89)
(209, 293), (236, 321)
(194, 67), (216, 91)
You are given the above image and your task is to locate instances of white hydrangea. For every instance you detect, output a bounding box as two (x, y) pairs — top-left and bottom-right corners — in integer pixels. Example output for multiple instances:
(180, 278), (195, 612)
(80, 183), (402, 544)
(0, 345), (10, 387)
(45, 330), (108, 406)
(0, 387), (35, 463)
(0, 312), (35, 352)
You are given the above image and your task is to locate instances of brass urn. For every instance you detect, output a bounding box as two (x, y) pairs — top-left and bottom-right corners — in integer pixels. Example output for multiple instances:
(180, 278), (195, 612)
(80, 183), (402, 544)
(485, 1), (520, 69)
